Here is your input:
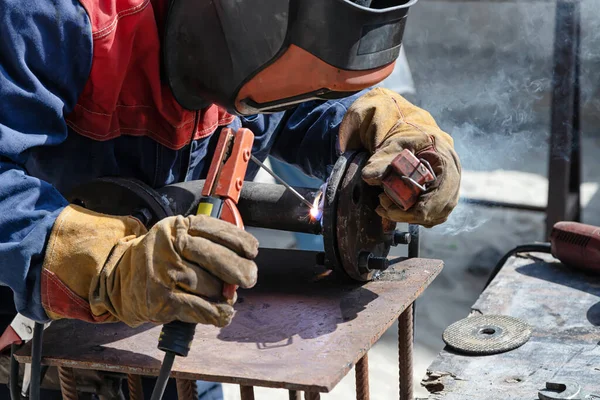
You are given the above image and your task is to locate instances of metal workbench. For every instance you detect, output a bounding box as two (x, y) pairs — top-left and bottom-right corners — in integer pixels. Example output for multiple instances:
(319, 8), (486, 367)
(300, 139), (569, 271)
(420, 253), (600, 399)
(15, 248), (442, 400)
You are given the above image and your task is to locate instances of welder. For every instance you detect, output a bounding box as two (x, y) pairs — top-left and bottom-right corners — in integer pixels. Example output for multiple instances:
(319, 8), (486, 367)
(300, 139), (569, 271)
(0, 0), (461, 398)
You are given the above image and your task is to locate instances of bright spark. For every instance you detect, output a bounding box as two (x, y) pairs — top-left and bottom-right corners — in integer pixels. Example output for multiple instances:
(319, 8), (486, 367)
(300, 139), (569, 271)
(309, 191), (323, 221)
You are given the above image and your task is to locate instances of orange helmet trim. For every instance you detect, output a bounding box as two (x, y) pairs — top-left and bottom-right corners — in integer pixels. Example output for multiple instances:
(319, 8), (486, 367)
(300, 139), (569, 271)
(235, 44), (396, 114)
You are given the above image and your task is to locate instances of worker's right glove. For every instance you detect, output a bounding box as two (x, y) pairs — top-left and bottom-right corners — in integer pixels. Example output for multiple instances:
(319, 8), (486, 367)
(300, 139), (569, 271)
(338, 88), (461, 227)
(41, 205), (258, 328)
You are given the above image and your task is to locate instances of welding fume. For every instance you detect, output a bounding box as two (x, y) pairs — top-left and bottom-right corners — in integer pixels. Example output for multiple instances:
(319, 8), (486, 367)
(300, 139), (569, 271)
(0, 0), (463, 399)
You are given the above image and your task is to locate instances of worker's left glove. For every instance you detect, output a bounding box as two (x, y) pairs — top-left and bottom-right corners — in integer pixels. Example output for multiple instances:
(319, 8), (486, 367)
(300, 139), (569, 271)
(338, 88), (461, 227)
(41, 205), (258, 327)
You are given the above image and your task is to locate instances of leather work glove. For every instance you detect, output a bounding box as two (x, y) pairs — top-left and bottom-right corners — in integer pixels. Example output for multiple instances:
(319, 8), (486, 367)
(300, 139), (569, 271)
(41, 205), (258, 327)
(338, 88), (461, 227)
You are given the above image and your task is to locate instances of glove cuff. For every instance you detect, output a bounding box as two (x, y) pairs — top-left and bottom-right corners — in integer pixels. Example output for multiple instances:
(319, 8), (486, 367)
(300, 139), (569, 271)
(41, 204), (147, 322)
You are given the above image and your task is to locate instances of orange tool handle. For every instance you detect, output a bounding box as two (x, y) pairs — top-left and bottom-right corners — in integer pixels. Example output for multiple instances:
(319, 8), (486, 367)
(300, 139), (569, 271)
(199, 127), (255, 299)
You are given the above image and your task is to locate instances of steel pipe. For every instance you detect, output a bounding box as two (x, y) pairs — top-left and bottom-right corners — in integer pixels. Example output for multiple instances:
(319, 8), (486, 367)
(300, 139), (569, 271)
(158, 181), (322, 234)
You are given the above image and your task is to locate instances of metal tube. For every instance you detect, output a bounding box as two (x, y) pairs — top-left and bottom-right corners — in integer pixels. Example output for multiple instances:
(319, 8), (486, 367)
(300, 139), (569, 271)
(29, 322), (44, 400)
(355, 353), (370, 400)
(289, 390), (302, 400)
(158, 181), (323, 234)
(9, 344), (21, 400)
(398, 304), (414, 400)
(305, 392), (321, 400)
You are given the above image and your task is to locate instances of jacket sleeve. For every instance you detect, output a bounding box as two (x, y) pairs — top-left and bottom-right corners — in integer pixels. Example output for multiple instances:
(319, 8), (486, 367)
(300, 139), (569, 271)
(241, 92), (365, 181)
(0, 0), (92, 321)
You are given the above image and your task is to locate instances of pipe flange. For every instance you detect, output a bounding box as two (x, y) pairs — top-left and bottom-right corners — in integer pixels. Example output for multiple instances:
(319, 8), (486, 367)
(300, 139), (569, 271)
(322, 152), (355, 271)
(334, 152), (395, 281)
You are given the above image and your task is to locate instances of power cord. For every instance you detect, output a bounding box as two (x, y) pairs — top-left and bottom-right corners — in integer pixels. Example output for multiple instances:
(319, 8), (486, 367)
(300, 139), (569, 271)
(484, 243), (552, 289)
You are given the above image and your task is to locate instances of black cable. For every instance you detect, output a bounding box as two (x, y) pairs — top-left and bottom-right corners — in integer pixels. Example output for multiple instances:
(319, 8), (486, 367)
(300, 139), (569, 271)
(29, 322), (44, 400)
(39, 366), (49, 385)
(484, 243), (552, 289)
(10, 343), (21, 400)
(150, 352), (175, 400)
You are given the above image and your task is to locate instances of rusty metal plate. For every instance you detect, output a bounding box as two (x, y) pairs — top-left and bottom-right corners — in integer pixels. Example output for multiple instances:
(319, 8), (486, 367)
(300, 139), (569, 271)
(16, 249), (442, 393)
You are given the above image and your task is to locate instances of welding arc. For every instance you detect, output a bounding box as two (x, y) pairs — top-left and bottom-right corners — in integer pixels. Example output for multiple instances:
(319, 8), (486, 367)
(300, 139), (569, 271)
(250, 155), (315, 209)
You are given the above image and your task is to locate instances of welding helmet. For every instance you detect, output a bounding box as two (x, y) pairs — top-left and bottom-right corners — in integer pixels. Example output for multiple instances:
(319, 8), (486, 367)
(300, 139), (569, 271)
(163, 0), (417, 116)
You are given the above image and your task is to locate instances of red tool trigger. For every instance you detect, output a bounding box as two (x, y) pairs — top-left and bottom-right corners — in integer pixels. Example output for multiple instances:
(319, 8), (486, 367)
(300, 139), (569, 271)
(221, 199), (244, 229)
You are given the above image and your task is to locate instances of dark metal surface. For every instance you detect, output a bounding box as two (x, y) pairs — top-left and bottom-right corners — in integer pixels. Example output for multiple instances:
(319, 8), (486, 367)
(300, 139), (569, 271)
(408, 225), (420, 259)
(442, 315), (532, 355)
(67, 177), (173, 226)
(355, 354), (369, 400)
(16, 249), (442, 393)
(304, 393), (321, 400)
(159, 181), (322, 235)
(398, 304), (414, 400)
(547, 0), (582, 238)
(58, 366), (78, 400)
(422, 253), (600, 399)
(335, 152), (395, 281)
(236, 183), (321, 234)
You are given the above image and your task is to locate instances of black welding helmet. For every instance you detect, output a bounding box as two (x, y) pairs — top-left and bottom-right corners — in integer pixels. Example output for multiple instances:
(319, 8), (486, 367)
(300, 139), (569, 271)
(164, 0), (417, 116)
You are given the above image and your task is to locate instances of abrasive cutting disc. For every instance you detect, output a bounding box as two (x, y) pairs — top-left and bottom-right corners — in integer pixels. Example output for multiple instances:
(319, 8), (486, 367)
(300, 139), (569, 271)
(442, 315), (532, 355)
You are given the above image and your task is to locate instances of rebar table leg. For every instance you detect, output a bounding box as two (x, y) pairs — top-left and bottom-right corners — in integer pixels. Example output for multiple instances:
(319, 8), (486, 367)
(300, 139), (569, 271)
(127, 374), (144, 400)
(176, 379), (198, 400)
(399, 304), (414, 400)
(240, 385), (255, 400)
(289, 390), (302, 400)
(355, 353), (370, 400)
(304, 392), (321, 400)
(58, 366), (79, 400)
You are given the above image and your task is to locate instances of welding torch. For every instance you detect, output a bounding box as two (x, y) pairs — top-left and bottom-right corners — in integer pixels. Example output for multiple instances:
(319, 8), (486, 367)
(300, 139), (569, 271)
(151, 128), (254, 400)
